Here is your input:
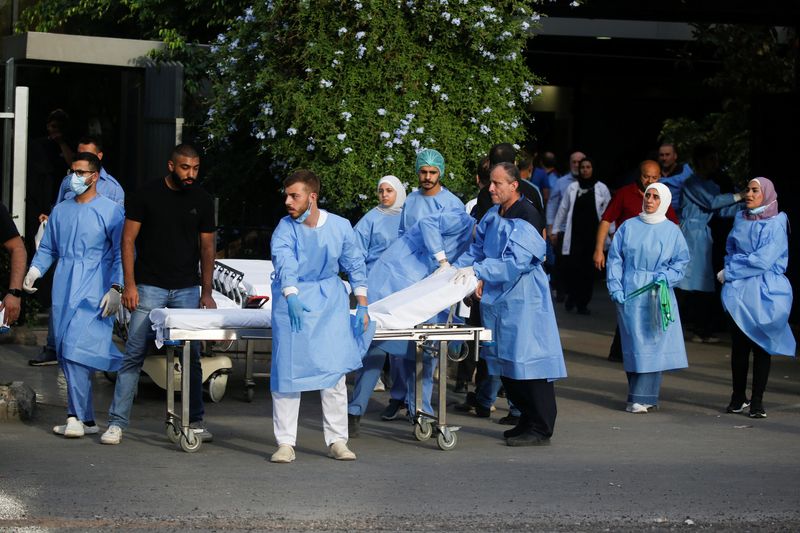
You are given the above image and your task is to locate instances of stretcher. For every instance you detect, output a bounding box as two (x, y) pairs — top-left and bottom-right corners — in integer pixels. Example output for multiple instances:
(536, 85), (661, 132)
(150, 308), (490, 453)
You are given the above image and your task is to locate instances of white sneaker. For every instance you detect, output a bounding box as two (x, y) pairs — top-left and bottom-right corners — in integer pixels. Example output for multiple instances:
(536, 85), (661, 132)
(270, 444), (296, 463)
(626, 402), (650, 414)
(53, 418), (99, 437)
(328, 440), (356, 461)
(373, 378), (386, 392)
(101, 425), (123, 445)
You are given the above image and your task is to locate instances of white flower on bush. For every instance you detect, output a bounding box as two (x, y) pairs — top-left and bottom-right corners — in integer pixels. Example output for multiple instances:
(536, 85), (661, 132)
(377, 108), (387, 116)
(341, 112), (352, 121)
(320, 79), (333, 88)
(286, 128), (297, 136)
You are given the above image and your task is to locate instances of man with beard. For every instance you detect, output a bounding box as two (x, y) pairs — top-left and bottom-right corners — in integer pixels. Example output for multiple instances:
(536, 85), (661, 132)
(592, 160), (679, 361)
(102, 144), (217, 445)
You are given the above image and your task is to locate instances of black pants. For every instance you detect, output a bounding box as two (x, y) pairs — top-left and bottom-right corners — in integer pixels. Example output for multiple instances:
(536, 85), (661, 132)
(730, 317), (771, 405)
(501, 377), (557, 438)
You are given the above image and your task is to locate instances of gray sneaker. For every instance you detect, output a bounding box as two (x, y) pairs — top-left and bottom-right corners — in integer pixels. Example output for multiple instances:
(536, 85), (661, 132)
(189, 421), (213, 442)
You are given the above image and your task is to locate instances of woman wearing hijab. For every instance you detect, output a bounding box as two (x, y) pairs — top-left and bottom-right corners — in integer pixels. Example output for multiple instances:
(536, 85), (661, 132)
(606, 183), (690, 413)
(718, 178), (795, 419)
(552, 157), (611, 314)
(347, 175), (407, 436)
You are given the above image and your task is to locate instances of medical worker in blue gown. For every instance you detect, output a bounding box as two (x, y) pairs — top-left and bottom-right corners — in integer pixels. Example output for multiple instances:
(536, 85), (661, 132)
(269, 170), (372, 464)
(719, 178), (795, 419)
(347, 175), (406, 436)
(453, 162), (566, 446)
(23, 152), (124, 438)
(677, 144), (742, 342)
(607, 183), (690, 414)
(376, 148), (467, 422)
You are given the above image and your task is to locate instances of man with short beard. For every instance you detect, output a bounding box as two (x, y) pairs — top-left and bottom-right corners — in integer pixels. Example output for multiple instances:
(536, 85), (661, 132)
(102, 143), (217, 445)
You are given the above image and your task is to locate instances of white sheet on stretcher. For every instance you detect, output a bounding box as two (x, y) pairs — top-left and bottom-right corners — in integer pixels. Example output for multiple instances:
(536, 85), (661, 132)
(367, 266), (478, 330)
(149, 306), (270, 347)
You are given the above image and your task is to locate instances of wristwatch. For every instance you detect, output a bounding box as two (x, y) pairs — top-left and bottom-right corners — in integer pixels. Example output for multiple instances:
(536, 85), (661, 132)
(7, 288), (22, 297)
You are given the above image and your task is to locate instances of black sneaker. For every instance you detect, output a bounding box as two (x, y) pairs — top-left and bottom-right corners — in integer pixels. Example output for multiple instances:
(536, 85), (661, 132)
(498, 414), (519, 426)
(380, 399), (405, 421)
(29, 348), (58, 366)
(726, 399), (750, 414)
(348, 414), (361, 438)
(749, 403), (767, 419)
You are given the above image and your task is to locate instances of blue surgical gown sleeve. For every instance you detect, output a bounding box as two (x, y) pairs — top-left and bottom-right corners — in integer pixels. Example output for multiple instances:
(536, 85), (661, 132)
(606, 225), (625, 295)
(339, 223), (368, 291)
(271, 220), (300, 292)
(31, 210), (59, 275)
(473, 222), (541, 282)
(724, 218), (787, 280)
(682, 179), (739, 213)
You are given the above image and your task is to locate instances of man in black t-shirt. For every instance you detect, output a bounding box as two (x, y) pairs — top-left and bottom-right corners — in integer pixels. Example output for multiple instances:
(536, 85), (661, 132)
(102, 144), (217, 446)
(0, 204), (26, 327)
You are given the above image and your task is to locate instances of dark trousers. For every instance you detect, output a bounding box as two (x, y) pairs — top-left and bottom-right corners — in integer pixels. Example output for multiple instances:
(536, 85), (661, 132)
(730, 317), (771, 405)
(501, 377), (557, 439)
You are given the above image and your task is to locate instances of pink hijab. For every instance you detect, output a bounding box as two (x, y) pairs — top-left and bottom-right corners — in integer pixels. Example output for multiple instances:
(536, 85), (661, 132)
(743, 177), (779, 221)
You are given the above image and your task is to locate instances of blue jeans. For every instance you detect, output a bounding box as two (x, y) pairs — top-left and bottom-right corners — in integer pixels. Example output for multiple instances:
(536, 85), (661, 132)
(348, 345), (390, 416)
(108, 285), (203, 429)
(476, 373), (520, 416)
(626, 371), (662, 406)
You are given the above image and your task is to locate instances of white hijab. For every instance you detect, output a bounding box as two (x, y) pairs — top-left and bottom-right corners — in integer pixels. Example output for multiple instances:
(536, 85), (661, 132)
(639, 183), (672, 224)
(376, 175), (407, 216)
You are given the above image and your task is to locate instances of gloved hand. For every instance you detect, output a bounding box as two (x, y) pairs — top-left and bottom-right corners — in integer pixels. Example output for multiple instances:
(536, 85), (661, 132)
(452, 266), (476, 285)
(287, 294), (311, 333)
(100, 287), (122, 318)
(433, 260), (451, 275)
(22, 266), (41, 294)
(611, 291), (626, 304)
(716, 269), (725, 284)
(353, 305), (369, 335)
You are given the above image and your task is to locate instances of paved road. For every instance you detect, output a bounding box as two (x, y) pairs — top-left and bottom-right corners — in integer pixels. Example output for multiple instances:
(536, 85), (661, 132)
(1, 292), (798, 531)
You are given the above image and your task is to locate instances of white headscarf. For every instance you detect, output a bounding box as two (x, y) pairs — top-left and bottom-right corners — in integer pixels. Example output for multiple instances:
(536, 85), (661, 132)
(639, 183), (672, 224)
(376, 175), (407, 215)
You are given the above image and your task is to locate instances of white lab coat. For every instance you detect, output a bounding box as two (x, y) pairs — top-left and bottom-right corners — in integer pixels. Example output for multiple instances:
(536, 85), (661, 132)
(553, 180), (611, 255)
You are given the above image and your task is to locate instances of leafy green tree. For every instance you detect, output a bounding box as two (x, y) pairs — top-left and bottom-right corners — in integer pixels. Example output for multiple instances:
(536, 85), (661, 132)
(661, 24), (796, 185)
(204, 1), (545, 214)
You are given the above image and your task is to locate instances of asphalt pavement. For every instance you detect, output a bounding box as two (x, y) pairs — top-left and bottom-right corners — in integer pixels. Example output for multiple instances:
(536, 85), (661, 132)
(1, 286), (798, 531)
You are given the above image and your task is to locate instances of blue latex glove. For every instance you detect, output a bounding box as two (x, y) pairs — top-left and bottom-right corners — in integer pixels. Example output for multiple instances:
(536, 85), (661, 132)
(287, 294), (311, 333)
(354, 305), (369, 335)
(611, 291), (626, 304)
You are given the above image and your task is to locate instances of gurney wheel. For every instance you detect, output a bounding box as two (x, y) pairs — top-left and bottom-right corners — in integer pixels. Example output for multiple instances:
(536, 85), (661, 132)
(207, 373), (228, 403)
(437, 431), (458, 451)
(179, 431), (202, 453)
(244, 387), (255, 403)
(413, 420), (433, 441)
(165, 423), (180, 444)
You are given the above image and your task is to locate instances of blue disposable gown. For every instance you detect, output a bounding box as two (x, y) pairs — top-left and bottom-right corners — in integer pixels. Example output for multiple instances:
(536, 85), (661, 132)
(270, 212), (370, 393)
(607, 217), (690, 373)
(31, 196), (124, 371)
(455, 207), (566, 380)
(721, 213), (796, 357)
(399, 187), (464, 235)
(353, 207), (401, 274)
(677, 176), (741, 292)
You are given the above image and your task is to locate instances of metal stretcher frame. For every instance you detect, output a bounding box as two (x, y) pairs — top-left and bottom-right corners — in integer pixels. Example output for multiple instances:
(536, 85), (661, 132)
(160, 324), (491, 453)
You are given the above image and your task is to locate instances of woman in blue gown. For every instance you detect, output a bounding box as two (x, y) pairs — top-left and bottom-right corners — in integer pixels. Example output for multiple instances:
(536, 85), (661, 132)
(606, 183), (690, 413)
(719, 178), (795, 418)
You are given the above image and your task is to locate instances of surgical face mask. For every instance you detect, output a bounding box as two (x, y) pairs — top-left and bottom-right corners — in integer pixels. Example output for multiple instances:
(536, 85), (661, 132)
(748, 200), (775, 216)
(293, 202), (313, 224)
(69, 172), (91, 196)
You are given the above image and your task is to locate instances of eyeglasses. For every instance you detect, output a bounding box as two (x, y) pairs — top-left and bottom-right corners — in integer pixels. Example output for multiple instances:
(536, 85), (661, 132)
(72, 169), (97, 178)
